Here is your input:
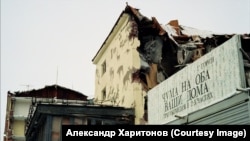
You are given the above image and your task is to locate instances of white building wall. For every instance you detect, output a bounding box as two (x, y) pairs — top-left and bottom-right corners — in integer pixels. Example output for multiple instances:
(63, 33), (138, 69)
(13, 97), (31, 119)
(94, 13), (146, 124)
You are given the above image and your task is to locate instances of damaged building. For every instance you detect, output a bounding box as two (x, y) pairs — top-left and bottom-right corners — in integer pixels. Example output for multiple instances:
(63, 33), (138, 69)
(4, 84), (87, 141)
(92, 4), (250, 124)
(4, 85), (134, 141)
(5, 5), (249, 140)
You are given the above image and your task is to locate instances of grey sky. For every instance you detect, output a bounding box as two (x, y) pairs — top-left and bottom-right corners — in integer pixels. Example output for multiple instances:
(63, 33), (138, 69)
(1, 0), (250, 139)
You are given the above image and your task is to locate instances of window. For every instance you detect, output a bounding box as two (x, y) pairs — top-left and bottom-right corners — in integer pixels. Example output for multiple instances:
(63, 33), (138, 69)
(95, 120), (102, 125)
(102, 87), (106, 101)
(102, 60), (106, 75)
(87, 119), (92, 125)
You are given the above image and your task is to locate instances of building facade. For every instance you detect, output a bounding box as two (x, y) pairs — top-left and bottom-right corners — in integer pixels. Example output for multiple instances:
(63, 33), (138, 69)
(93, 4), (250, 125)
(4, 85), (88, 141)
(4, 84), (134, 141)
(4, 94), (30, 141)
(92, 6), (146, 124)
(25, 104), (134, 141)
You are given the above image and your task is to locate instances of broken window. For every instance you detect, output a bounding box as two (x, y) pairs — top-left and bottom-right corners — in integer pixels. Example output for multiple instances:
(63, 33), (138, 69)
(102, 60), (106, 75)
(102, 87), (106, 101)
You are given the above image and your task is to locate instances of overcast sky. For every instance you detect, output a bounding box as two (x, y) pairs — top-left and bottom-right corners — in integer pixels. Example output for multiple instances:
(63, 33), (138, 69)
(1, 0), (249, 139)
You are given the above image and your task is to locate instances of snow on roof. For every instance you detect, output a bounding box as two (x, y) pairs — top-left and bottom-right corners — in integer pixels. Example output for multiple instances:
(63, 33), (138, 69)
(162, 23), (214, 38)
(180, 25), (214, 38)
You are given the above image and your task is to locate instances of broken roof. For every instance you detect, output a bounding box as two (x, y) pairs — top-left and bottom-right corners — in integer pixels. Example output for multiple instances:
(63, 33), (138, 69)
(92, 4), (215, 62)
(9, 84), (88, 100)
(92, 4), (249, 91)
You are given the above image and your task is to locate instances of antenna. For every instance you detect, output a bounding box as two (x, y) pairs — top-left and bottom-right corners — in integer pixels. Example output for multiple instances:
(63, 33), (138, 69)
(55, 66), (59, 100)
(20, 84), (32, 91)
(56, 66), (59, 85)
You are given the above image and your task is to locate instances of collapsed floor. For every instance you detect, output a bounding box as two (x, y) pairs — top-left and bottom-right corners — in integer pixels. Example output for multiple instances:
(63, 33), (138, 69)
(124, 5), (250, 91)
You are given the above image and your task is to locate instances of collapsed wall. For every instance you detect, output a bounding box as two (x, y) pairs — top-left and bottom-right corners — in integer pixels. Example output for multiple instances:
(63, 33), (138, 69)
(124, 5), (250, 91)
